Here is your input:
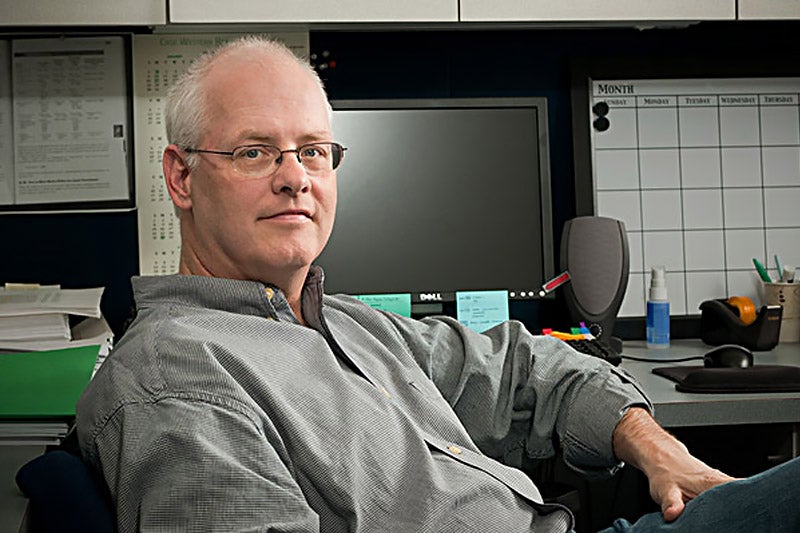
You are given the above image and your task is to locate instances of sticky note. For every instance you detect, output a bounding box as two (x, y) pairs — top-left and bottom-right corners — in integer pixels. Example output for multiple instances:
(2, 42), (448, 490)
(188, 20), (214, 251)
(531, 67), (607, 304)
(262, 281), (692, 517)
(354, 293), (412, 317)
(456, 290), (509, 333)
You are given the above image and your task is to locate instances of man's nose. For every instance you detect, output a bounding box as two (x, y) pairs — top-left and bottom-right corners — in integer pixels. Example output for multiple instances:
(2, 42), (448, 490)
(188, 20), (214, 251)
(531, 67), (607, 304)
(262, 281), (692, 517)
(271, 152), (310, 195)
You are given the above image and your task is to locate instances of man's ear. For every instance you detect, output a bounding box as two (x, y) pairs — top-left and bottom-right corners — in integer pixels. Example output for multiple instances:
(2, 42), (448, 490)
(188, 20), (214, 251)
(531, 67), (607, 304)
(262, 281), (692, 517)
(163, 144), (193, 211)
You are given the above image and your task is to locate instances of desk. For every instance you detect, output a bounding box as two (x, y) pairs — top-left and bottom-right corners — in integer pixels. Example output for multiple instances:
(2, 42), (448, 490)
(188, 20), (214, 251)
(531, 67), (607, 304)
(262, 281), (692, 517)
(0, 445), (44, 533)
(621, 339), (800, 429)
(569, 340), (800, 528)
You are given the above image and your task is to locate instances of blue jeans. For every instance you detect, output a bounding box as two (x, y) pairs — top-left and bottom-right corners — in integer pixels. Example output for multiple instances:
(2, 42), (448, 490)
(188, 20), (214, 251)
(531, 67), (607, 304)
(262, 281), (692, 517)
(599, 456), (800, 533)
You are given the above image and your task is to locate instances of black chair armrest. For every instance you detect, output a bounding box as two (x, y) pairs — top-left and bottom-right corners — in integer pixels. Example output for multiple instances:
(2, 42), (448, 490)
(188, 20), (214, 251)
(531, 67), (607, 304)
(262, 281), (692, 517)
(16, 450), (115, 533)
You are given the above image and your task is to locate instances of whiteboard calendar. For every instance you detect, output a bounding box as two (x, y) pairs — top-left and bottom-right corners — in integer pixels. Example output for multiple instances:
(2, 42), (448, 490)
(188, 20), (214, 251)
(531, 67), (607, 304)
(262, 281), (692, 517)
(133, 32), (309, 275)
(590, 78), (800, 317)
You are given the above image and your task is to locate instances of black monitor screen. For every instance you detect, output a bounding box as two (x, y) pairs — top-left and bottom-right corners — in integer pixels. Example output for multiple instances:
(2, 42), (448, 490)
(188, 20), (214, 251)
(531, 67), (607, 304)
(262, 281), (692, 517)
(316, 97), (554, 303)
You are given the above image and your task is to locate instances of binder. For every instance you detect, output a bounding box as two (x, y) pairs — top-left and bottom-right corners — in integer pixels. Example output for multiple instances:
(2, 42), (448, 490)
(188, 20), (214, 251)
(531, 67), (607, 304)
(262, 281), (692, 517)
(0, 345), (100, 418)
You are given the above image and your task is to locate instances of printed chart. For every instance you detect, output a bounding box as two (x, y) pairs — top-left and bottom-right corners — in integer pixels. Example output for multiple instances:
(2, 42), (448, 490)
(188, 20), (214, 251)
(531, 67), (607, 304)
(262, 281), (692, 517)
(1, 37), (130, 211)
(590, 78), (800, 317)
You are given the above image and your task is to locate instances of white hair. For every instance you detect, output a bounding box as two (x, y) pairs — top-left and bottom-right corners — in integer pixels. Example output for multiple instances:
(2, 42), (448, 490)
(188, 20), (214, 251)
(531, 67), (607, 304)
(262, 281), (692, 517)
(164, 35), (331, 170)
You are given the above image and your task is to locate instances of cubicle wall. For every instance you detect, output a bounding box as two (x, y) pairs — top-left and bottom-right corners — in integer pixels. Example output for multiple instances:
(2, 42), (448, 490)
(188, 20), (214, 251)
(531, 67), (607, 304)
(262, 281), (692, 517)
(1, 23), (800, 337)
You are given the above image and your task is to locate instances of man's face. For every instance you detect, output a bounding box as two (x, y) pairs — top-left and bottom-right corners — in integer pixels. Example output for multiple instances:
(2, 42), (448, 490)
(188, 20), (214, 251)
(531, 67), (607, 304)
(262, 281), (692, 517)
(178, 51), (337, 283)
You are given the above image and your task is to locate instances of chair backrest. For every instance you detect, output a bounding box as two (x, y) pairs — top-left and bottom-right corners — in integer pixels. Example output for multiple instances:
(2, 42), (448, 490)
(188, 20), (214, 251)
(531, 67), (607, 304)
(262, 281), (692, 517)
(16, 449), (115, 533)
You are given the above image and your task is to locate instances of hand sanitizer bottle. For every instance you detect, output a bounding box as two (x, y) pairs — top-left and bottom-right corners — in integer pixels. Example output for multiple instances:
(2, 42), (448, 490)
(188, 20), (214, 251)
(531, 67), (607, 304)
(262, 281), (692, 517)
(646, 266), (670, 349)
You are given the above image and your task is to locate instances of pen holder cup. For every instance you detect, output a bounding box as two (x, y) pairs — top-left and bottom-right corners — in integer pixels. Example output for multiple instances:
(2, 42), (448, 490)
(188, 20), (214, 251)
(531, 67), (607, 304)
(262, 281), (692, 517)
(761, 283), (800, 343)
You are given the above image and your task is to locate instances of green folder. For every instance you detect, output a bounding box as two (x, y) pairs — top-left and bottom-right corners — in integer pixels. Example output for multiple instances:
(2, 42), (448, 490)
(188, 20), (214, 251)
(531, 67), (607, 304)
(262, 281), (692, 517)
(0, 345), (99, 418)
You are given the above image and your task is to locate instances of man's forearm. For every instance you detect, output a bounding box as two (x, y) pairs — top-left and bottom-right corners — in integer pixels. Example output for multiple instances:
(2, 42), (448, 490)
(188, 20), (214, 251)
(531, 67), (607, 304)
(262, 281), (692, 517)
(611, 406), (734, 521)
(612, 407), (688, 475)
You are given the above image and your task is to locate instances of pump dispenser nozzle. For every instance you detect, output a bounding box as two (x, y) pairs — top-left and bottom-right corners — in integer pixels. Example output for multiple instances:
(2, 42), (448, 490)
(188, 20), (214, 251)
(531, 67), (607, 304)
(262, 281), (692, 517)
(649, 266), (667, 301)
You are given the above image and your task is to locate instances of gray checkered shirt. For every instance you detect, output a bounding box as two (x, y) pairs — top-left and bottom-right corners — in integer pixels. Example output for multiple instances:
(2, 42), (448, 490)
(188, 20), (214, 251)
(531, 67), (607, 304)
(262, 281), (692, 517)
(77, 267), (650, 532)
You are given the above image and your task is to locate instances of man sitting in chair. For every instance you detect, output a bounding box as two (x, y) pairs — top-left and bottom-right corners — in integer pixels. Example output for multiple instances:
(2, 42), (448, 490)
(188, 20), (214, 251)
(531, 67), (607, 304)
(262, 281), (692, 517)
(76, 36), (800, 532)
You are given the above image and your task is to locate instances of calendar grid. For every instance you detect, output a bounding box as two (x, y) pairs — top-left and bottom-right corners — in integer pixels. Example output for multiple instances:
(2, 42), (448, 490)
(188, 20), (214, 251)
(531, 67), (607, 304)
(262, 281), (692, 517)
(591, 79), (800, 317)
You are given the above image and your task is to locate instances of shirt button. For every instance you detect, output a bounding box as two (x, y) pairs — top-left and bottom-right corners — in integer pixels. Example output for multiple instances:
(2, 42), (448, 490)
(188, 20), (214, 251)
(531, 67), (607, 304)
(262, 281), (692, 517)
(447, 445), (462, 455)
(264, 287), (275, 300)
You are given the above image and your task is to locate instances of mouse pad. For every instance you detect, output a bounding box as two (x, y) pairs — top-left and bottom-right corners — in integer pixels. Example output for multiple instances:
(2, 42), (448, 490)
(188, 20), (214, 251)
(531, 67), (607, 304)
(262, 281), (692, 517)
(652, 365), (800, 393)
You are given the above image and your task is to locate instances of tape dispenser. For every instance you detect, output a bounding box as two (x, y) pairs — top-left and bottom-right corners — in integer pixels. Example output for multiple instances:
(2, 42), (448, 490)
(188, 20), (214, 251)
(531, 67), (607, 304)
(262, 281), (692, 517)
(699, 296), (782, 351)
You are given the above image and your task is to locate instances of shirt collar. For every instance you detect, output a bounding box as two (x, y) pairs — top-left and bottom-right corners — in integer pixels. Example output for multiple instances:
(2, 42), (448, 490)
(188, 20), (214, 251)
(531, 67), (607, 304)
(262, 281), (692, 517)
(132, 265), (327, 324)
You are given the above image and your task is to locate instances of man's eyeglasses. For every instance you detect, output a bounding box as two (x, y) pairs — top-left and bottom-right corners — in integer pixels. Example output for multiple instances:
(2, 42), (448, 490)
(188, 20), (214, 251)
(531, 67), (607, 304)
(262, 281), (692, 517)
(183, 142), (347, 179)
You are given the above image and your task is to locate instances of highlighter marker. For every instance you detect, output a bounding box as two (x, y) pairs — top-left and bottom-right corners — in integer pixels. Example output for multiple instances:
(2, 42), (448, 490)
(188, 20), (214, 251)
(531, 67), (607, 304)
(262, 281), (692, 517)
(753, 258), (772, 283)
(538, 271), (571, 297)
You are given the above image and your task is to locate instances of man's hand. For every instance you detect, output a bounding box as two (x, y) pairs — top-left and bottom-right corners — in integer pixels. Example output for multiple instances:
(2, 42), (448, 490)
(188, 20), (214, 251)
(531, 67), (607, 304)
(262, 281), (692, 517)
(612, 407), (736, 521)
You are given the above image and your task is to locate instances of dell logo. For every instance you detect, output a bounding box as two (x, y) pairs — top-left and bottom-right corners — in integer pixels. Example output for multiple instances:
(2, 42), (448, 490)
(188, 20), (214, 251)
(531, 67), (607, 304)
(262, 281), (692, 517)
(420, 292), (443, 301)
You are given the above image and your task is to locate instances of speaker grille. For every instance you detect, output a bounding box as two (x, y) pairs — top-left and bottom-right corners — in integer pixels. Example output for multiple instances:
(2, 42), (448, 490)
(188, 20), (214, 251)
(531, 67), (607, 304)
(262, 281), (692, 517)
(566, 219), (625, 315)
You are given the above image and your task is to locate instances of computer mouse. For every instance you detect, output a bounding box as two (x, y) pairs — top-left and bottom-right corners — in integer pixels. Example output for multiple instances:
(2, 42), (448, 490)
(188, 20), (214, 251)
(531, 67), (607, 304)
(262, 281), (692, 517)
(703, 344), (754, 368)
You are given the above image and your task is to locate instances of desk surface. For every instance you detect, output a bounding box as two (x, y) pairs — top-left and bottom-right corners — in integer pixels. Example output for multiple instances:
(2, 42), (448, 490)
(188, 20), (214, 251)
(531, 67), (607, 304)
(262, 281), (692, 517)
(621, 339), (800, 428)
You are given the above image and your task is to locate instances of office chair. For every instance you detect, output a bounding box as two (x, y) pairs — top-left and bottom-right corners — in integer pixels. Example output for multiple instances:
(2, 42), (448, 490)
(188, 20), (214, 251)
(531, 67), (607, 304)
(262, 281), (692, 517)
(15, 431), (115, 533)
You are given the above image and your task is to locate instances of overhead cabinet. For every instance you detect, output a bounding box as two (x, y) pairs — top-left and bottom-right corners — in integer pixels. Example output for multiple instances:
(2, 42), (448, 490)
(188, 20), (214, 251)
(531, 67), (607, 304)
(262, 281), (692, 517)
(5, 0), (796, 29)
(170, 0), (737, 24)
(168, 0), (458, 23)
(459, 0), (735, 22)
(0, 0), (166, 25)
(738, 0), (800, 20)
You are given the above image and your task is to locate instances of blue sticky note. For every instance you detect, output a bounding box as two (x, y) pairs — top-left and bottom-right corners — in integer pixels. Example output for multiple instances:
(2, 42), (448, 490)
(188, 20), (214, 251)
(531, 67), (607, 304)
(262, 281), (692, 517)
(354, 293), (412, 318)
(456, 290), (509, 333)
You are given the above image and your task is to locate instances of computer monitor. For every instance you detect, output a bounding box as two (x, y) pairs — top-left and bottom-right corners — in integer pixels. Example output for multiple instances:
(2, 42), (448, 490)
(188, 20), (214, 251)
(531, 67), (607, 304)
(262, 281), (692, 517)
(315, 97), (554, 304)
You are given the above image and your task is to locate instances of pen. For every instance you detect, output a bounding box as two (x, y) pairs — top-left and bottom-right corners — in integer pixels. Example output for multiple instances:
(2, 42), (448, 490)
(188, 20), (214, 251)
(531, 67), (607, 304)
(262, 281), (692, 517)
(753, 258), (772, 282)
(775, 254), (784, 281)
(783, 266), (795, 284)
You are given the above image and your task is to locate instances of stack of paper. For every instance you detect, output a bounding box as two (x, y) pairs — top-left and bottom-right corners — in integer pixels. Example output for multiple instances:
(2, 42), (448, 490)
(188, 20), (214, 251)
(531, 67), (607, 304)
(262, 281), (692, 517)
(0, 286), (113, 445)
(0, 285), (104, 319)
(0, 286), (111, 356)
(0, 422), (69, 446)
(0, 312), (70, 341)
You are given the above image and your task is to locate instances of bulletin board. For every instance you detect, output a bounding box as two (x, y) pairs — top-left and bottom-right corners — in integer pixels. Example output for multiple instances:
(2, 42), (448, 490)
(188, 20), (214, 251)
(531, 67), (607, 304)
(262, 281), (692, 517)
(572, 60), (800, 320)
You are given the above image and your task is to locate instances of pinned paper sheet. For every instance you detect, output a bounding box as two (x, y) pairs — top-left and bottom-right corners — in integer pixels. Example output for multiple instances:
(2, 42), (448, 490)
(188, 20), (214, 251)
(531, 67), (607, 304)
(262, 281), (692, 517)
(456, 290), (509, 333)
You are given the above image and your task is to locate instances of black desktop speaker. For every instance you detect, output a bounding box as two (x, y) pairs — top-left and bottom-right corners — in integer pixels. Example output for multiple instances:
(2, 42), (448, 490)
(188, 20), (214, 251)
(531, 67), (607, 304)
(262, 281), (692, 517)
(560, 216), (629, 342)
